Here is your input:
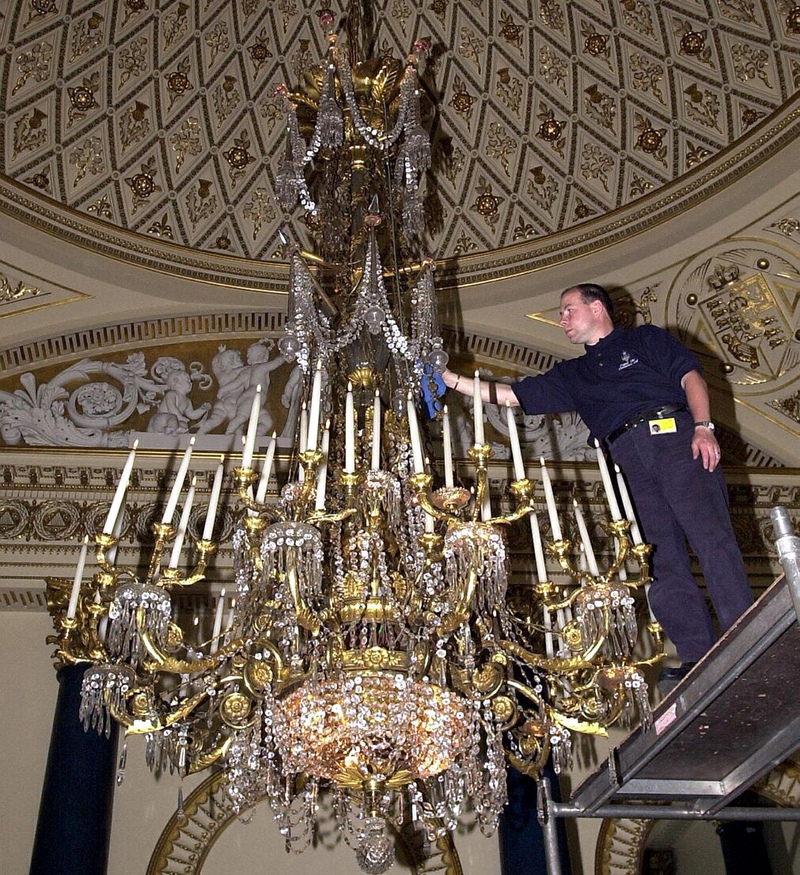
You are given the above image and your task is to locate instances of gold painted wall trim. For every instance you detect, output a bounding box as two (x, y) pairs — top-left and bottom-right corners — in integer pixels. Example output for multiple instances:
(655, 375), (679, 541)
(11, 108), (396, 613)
(0, 310), (286, 377)
(146, 771), (462, 875)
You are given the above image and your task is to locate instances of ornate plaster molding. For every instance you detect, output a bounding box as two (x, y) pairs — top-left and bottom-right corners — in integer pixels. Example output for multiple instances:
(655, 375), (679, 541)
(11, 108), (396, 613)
(145, 771), (462, 875)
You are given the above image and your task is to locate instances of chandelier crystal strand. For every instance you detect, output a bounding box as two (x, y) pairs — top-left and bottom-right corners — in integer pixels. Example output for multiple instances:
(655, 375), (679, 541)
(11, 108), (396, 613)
(58, 9), (667, 875)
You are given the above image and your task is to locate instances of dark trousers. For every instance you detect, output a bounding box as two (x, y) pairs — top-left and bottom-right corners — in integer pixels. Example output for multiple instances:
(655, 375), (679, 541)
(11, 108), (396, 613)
(609, 409), (753, 662)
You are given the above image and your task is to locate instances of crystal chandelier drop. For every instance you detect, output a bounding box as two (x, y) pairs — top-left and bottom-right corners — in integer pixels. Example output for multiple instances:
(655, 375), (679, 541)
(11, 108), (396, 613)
(56, 7), (665, 873)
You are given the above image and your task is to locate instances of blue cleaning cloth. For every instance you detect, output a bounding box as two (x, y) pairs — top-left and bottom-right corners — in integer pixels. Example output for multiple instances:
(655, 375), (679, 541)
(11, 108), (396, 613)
(420, 365), (446, 419)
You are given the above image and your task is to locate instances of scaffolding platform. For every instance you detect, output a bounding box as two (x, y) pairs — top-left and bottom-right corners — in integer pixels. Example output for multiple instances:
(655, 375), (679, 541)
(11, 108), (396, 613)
(536, 507), (800, 874)
(566, 570), (800, 818)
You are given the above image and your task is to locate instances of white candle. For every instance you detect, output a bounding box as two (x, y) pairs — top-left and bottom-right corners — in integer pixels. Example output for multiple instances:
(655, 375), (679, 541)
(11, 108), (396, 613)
(530, 511), (547, 584)
(556, 608), (566, 649)
(256, 433), (277, 504)
(315, 422), (330, 510)
(594, 440), (621, 520)
(344, 382), (355, 473)
(97, 613), (109, 644)
(371, 390), (381, 471)
(162, 437), (195, 525)
(103, 439), (139, 534)
(442, 405), (454, 487)
(481, 490), (492, 522)
(543, 607), (554, 658)
(299, 402), (308, 452)
(202, 457), (225, 540)
(307, 360), (323, 451)
(168, 477), (196, 568)
(66, 535), (89, 619)
(614, 464), (643, 545)
(106, 499), (126, 566)
(539, 457), (562, 541)
(298, 402), (308, 479)
(406, 393), (425, 474)
(506, 401), (525, 480)
(209, 588), (226, 654)
(241, 385), (262, 470)
(473, 370), (484, 446)
(644, 583), (658, 622)
(423, 458), (436, 532)
(573, 499), (600, 576)
(225, 598), (236, 634)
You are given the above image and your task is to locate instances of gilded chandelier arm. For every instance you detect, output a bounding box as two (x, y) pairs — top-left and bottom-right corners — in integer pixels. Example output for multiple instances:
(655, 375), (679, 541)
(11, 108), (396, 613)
(407, 473), (457, 524)
(308, 507), (358, 525)
(105, 684), (227, 734)
(286, 550), (322, 635)
(490, 477), (538, 527)
(435, 564), (479, 636)
(543, 700), (607, 737)
(498, 633), (607, 673)
(158, 540), (216, 589)
(146, 522), (177, 582)
(469, 446), (491, 523)
(634, 622), (666, 666)
(502, 678), (607, 737)
(141, 640), (244, 675)
(187, 736), (234, 773)
(489, 502), (538, 527)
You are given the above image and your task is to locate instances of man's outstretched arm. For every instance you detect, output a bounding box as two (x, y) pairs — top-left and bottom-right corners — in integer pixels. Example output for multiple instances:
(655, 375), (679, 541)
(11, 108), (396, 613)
(441, 367), (520, 407)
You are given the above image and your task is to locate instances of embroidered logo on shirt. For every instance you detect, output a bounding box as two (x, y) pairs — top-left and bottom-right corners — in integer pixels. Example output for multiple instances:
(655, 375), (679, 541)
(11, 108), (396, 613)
(618, 351), (639, 370)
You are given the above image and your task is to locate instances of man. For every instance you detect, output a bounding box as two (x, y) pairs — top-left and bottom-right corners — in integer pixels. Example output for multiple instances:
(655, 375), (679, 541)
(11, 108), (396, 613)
(442, 283), (753, 684)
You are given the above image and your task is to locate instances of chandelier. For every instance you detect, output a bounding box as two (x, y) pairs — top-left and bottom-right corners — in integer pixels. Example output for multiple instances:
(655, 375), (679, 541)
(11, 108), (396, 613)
(50, 7), (663, 873)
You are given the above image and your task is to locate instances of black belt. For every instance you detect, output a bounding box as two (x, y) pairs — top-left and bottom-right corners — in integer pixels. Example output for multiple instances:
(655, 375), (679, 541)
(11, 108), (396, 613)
(605, 404), (687, 444)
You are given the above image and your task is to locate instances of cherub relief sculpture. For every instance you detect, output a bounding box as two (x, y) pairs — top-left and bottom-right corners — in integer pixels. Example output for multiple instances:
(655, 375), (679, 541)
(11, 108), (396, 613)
(196, 341), (285, 435)
(146, 367), (210, 435)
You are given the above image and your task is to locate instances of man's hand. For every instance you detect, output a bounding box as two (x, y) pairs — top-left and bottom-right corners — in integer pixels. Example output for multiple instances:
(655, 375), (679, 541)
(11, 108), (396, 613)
(692, 425), (721, 472)
(681, 370), (720, 472)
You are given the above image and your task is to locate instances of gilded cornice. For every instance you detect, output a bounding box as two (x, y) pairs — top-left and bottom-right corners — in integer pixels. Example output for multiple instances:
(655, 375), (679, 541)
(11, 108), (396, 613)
(0, 310), (286, 376)
(2, 95), (799, 291)
(0, 174), (291, 292)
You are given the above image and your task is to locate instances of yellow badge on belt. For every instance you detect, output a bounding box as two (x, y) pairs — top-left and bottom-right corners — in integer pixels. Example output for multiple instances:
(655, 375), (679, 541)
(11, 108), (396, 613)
(648, 417), (677, 435)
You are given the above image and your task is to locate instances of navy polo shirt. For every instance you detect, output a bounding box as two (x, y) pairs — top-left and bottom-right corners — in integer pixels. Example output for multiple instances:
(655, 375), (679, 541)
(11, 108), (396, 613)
(511, 325), (701, 442)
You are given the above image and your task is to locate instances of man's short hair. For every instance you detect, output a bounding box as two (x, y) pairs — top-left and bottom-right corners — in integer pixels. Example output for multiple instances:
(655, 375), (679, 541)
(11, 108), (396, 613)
(564, 283), (615, 321)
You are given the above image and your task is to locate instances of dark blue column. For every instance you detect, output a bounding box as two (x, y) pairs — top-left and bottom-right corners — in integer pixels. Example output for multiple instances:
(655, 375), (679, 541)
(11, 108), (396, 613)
(500, 763), (573, 875)
(716, 793), (774, 875)
(30, 663), (118, 875)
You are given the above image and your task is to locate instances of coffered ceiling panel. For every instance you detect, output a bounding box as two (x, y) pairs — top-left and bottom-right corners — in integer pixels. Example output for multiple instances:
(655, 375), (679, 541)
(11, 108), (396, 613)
(1, 0), (798, 275)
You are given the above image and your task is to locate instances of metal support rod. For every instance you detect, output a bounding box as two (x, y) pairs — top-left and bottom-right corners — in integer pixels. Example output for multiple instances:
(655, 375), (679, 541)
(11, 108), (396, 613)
(771, 506), (800, 621)
(537, 777), (564, 875)
(550, 802), (800, 821)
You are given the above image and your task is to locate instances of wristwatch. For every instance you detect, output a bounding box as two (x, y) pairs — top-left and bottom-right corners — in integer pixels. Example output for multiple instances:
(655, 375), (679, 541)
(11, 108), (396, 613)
(694, 420), (715, 431)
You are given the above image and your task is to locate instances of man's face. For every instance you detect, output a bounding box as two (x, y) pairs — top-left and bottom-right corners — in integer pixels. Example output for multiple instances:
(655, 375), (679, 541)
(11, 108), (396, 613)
(559, 290), (602, 345)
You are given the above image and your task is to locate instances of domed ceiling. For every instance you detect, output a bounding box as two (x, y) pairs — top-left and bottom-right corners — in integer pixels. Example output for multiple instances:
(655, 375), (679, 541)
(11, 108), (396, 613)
(1, 0), (799, 279)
